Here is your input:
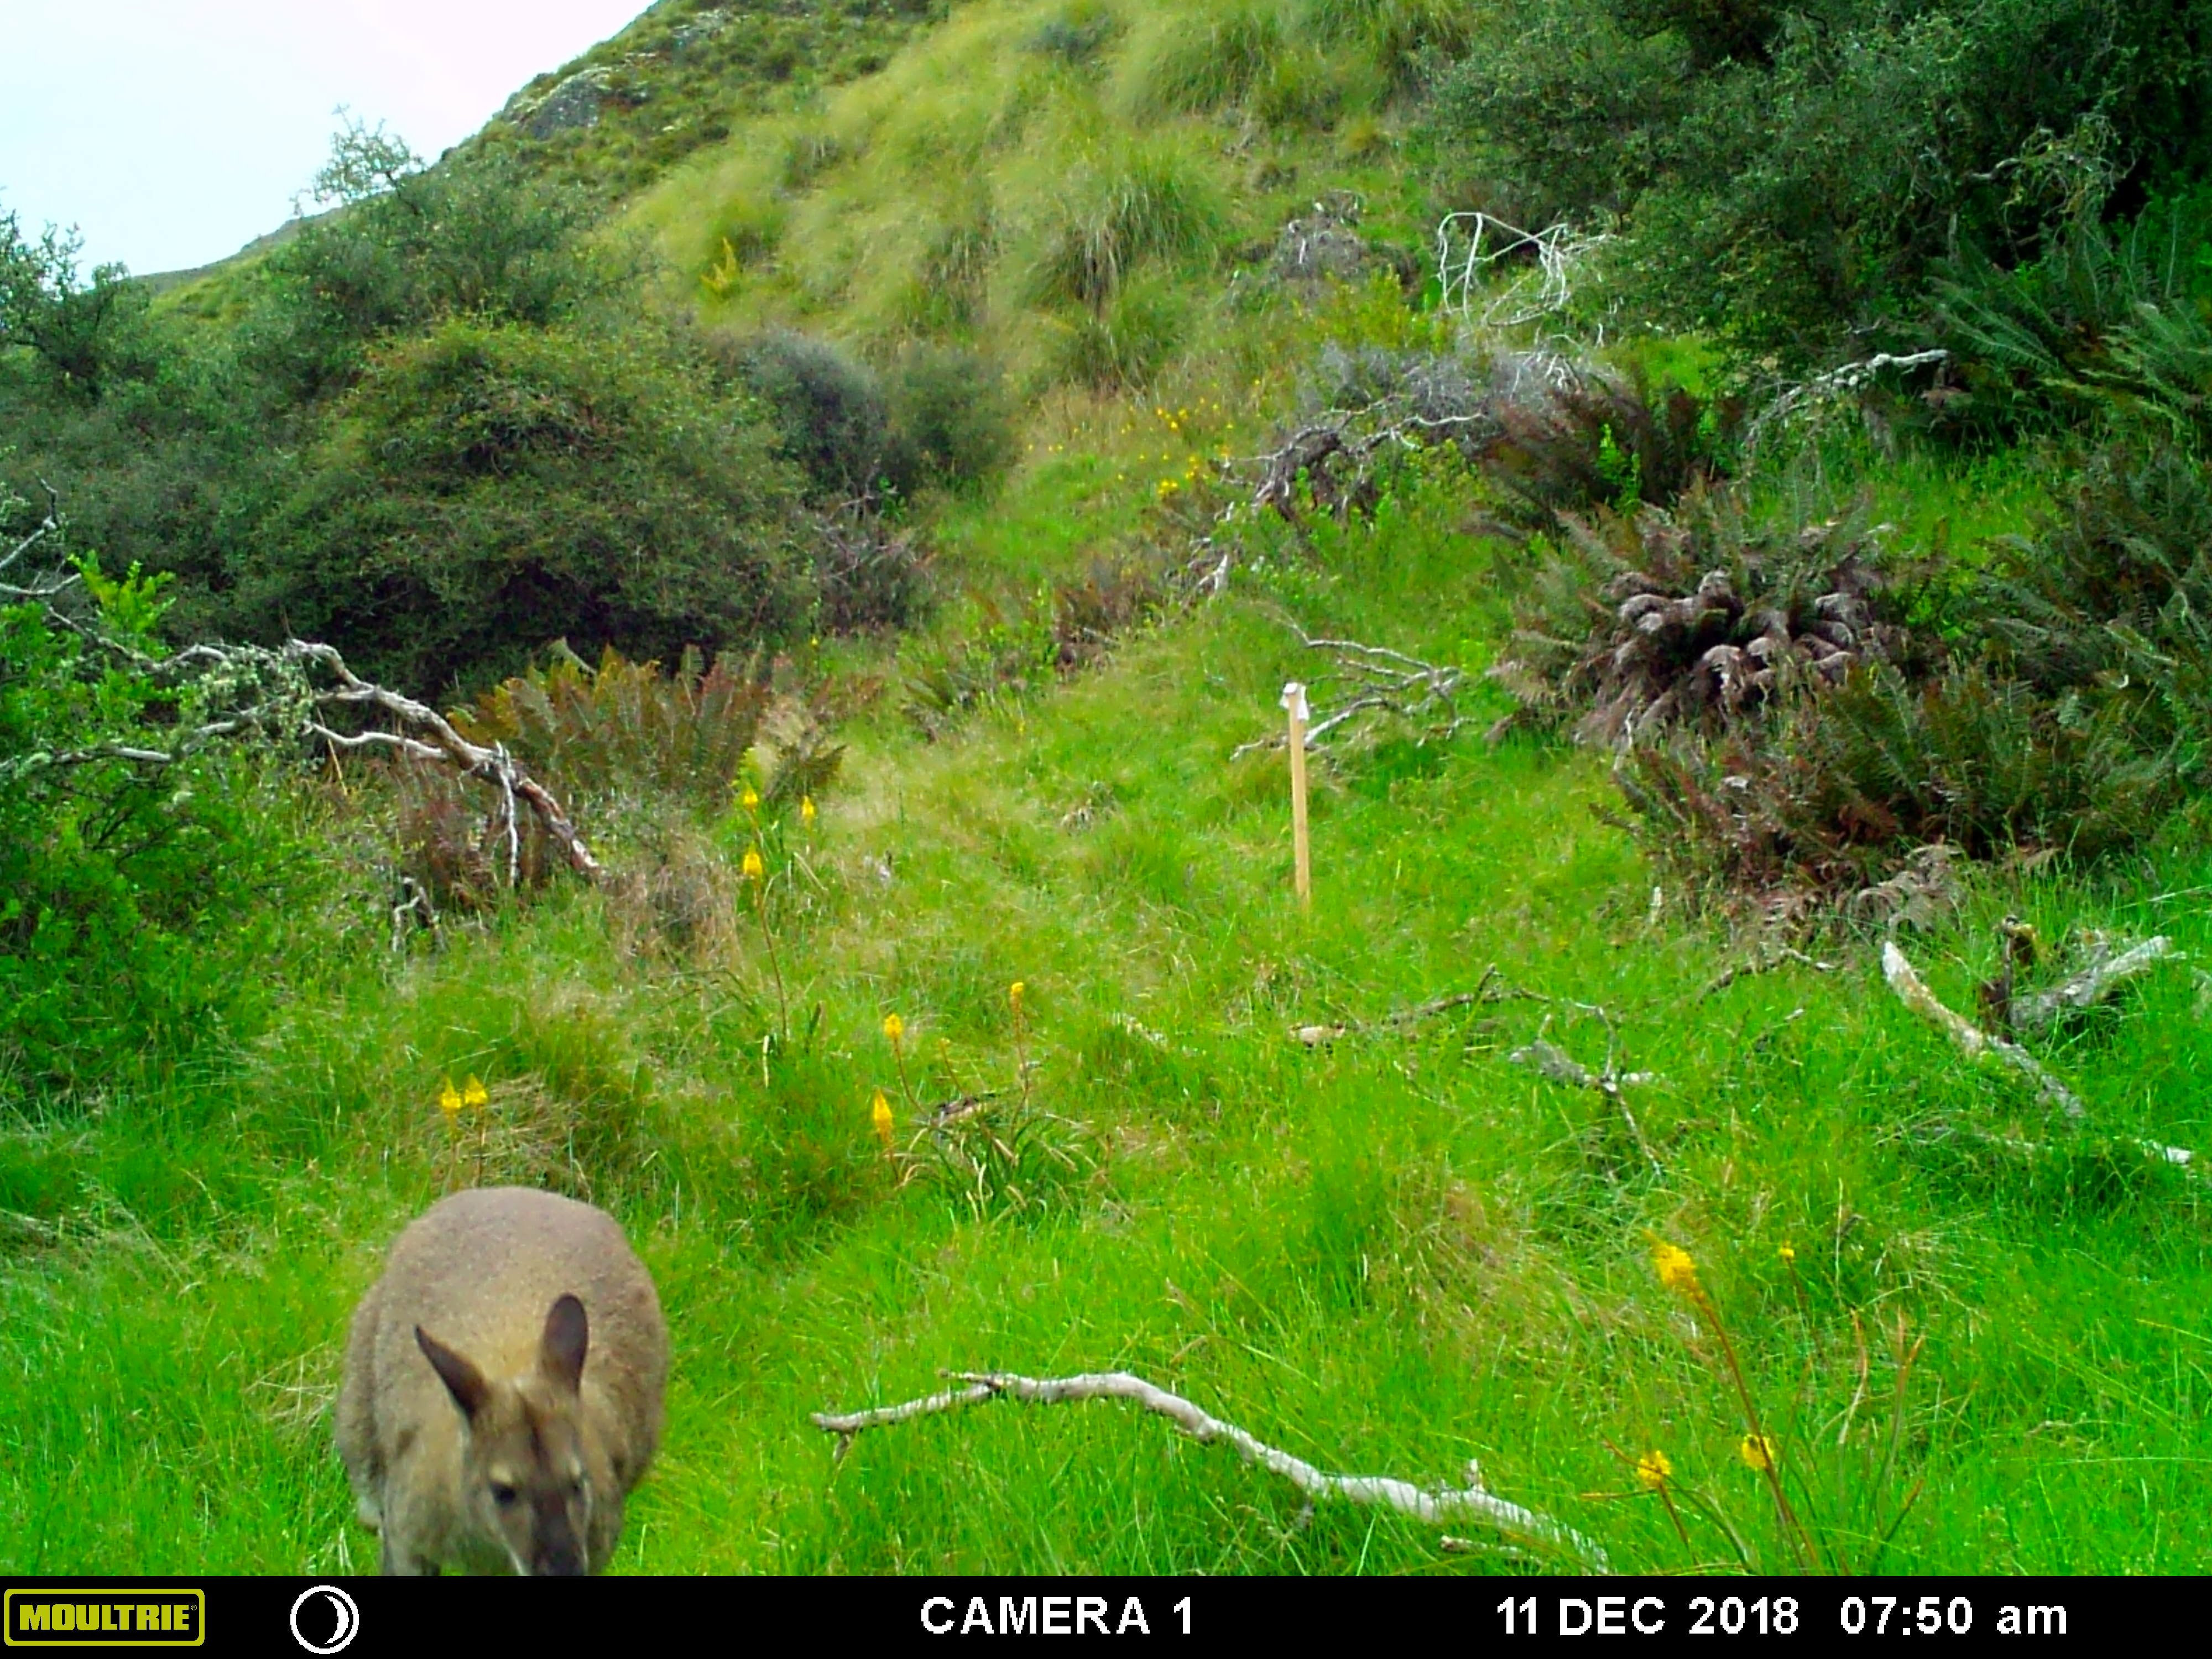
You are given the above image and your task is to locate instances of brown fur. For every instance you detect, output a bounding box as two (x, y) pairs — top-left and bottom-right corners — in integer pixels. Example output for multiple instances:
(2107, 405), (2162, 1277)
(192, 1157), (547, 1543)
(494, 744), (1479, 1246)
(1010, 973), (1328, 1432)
(336, 1187), (668, 1575)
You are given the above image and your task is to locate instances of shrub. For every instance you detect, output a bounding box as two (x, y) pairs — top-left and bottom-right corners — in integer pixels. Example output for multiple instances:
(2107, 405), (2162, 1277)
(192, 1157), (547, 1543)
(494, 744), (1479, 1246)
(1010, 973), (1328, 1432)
(1980, 444), (2212, 758)
(729, 330), (893, 503)
(1027, 2), (1125, 65)
(881, 343), (1015, 492)
(0, 539), (309, 1095)
(1482, 366), (1741, 521)
(452, 644), (843, 821)
(1509, 441), (2212, 905)
(811, 513), (935, 634)
(242, 123), (605, 403)
(1928, 194), (2212, 437)
(0, 215), (158, 402)
(240, 319), (809, 693)
(1427, 2), (2212, 355)
(1493, 494), (1922, 745)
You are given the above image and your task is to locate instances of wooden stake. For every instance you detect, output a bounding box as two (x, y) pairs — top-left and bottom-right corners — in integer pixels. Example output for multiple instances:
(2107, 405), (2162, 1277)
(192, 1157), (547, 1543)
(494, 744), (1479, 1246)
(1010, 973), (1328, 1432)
(1283, 680), (1311, 906)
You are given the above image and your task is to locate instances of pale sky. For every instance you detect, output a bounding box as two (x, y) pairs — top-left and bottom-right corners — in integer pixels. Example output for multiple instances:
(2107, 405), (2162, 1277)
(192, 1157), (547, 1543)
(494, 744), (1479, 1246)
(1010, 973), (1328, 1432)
(0, 2), (655, 276)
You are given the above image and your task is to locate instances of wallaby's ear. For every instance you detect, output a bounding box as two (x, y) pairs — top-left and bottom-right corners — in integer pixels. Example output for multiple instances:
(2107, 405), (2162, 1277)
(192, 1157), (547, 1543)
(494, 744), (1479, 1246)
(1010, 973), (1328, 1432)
(540, 1293), (588, 1395)
(416, 1326), (489, 1420)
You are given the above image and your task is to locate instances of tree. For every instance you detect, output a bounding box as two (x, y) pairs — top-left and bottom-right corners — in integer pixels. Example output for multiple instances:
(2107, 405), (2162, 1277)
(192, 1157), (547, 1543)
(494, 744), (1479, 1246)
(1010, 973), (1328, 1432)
(0, 210), (152, 400)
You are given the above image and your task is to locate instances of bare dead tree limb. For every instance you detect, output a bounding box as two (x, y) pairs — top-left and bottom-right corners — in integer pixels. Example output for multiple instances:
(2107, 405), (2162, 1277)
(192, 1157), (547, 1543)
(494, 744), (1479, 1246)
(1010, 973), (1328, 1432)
(1234, 625), (1471, 758)
(390, 876), (444, 954)
(287, 640), (601, 881)
(1882, 942), (2197, 1173)
(1485, 972), (1664, 1176)
(1290, 986), (1491, 1047)
(1743, 350), (1950, 454)
(2011, 935), (2180, 1033)
(1882, 941), (2083, 1117)
(1702, 945), (1837, 999)
(813, 1369), (1609, 1568)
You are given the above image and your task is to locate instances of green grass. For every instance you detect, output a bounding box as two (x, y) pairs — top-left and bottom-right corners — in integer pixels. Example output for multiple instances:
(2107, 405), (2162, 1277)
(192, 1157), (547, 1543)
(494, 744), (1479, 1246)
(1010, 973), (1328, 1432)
(7, 450), (2212, 1574)
(625, 0), (1441, 385)
(14, 0), (2212, 1583)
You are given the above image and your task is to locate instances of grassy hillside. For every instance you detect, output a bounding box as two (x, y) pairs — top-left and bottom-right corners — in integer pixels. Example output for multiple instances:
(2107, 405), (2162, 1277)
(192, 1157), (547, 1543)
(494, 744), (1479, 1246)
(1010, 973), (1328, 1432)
(8, 0), (2212, 1579)
(10, 485), (2211, 1573)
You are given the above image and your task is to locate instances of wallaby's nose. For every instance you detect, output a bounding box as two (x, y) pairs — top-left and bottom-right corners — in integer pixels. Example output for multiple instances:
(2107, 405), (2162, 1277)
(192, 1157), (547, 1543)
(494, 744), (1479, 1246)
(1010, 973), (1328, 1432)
(533, 1542), (587, 1577)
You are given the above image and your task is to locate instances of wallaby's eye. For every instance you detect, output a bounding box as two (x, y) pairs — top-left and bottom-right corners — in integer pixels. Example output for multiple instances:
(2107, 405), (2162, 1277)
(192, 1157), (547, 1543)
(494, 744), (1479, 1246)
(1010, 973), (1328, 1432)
(491, 1482), (519, 1507)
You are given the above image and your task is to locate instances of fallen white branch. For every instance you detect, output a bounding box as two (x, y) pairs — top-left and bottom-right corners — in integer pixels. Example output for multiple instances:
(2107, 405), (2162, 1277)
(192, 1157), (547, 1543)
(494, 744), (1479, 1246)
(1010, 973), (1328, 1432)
(1744, 350), (1950, 453)
(2011, 935), (2180, 1032)
(1883, 942), (2197, 1172)
(813, 1369), (1609, 1569)
(1882, 941), (2083, 1116)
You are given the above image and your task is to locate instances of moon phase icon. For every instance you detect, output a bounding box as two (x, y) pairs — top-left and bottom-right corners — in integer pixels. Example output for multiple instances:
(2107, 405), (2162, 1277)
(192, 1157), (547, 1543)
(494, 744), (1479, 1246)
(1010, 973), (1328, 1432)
(289, 1585), (360, 1655)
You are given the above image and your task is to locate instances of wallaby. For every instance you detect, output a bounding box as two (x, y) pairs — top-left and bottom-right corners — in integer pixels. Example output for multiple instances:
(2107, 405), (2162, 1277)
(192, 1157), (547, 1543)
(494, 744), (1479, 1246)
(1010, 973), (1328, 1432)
(335, 1187), (668, 1575)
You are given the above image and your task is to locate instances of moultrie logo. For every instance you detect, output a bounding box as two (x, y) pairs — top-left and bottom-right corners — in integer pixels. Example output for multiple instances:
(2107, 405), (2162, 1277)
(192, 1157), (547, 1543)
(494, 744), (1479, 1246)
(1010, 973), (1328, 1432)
(3, 1588), (204, 1647)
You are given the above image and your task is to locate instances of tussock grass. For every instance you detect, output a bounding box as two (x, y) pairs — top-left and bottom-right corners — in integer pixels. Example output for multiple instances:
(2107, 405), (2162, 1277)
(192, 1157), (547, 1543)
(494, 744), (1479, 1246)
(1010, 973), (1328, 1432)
(625, 0), (1432, 389)
(1114, 2), (1288, 118)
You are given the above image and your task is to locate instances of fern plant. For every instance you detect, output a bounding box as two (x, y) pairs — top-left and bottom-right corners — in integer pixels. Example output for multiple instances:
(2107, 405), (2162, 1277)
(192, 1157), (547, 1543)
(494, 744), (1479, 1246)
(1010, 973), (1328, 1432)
(452, 644), (843, 818)
(1484, 366), (1741, 523)
(1493, 491), (1923, 745)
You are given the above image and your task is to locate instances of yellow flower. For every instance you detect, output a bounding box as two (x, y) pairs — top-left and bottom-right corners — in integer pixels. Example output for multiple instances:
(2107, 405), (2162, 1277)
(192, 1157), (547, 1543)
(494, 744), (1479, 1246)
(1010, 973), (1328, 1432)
(740, 785), (760, 810)
(742, 847), (765, 882)
(870, 1089), (895, 1147)
(437, 1078), (462, 1117)
(462, 1074), (488, 1110)
(1634, 1449), (1673, 1490)
(1778, 1243), (1797, 1265)
(1651, 1239), (1700, 1295)
(1739, 1433), (1777, 1472)
(800, 795), (817, 827)
(883, 1012), (904, 1045)
(1009, 980), (1025, 1009)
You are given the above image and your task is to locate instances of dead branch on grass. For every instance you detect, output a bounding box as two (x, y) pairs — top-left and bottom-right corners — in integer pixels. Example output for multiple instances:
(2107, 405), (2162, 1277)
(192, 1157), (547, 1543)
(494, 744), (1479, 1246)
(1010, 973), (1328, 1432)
(1233, 627), (1471, 759)
(2009, 934), (2180, 1033)
(1882, 942), (2196, 1172)
(813, 1368), (1609, 1568)
(1882, 942), (2084, 1117)
(1702, 944), (1836, 999)
(1483, 970), (1664, 1176)
(1290, 988), (1491, 1048)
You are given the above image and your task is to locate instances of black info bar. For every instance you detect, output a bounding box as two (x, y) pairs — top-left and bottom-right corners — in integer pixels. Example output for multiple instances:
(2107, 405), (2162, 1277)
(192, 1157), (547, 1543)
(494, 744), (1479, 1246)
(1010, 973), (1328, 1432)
(0, 1574), (2151, 1652)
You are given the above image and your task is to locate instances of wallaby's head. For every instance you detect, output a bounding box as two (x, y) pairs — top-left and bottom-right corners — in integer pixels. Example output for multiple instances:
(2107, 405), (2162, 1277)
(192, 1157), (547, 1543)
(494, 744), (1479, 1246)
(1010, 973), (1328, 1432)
(415, 1293), (597, 1576)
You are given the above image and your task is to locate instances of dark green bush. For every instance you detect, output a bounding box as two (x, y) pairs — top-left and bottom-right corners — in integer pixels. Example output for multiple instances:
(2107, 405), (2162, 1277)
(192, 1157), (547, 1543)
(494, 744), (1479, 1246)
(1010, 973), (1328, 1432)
(881, 343), (1015, 491)
(1928, 192), (2212, 437)
(0, 216), (158, 401)
(239, 318), (808, 693)
(242, 124), (607, 405)
(1427, 2), (2212, 355)
(729, 329), (893, 503)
